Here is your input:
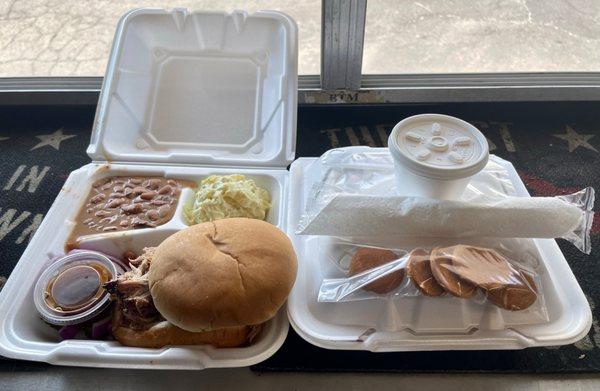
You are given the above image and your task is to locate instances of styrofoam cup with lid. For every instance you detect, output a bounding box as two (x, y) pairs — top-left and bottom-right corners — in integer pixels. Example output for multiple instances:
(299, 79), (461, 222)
(388, 114), (489, 200)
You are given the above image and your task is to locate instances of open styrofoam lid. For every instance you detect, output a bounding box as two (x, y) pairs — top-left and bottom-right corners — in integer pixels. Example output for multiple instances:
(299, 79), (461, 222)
(88, 8), (298, 167)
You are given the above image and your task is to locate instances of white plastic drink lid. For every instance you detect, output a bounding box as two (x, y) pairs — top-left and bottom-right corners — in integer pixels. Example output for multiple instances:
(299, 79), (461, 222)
(388, 114), (489, 180)
(33, 251), (117, 326)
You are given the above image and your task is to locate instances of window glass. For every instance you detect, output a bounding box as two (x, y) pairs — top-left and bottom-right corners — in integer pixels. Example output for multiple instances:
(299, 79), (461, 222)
(363, 0), (600, 74)
(0, 0), (319, 76)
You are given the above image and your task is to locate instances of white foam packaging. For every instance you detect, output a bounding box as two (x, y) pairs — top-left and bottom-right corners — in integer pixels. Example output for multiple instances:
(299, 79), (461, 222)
(286, 147), (592, 351)
(0, 7), (592, 369)
(0, 8), (297, 369)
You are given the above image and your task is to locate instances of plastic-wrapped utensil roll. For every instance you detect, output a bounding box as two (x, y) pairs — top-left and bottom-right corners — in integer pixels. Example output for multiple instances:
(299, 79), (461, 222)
(297, 187), (595, 253)
(296, 144), (595, 253)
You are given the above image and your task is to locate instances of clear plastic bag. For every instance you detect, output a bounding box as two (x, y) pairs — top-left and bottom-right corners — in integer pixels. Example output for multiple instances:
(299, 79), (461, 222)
(317, 238), (549, 325)
(297, 147), (595, 253)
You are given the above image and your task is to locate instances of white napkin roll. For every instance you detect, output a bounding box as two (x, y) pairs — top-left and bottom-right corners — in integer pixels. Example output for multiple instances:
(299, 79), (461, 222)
(298, 194), (583, 239)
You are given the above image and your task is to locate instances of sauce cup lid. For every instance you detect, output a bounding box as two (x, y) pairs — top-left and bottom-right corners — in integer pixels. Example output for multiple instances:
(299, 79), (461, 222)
(388, 114), (489, 180)
(33, 251), (117, 326)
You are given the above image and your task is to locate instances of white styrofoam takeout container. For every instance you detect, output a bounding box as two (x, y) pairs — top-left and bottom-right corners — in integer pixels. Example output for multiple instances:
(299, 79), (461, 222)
(286, 148), (592, 351)
(0, 8), (298, 369)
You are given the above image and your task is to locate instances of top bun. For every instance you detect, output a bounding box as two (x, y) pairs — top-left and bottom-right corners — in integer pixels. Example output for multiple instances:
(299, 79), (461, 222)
(148, 218), (297, 332)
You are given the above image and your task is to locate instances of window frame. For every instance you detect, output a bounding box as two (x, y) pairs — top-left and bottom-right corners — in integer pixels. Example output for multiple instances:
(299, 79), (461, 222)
(2, 1), (600, 105)
(1, 73), (600, 106)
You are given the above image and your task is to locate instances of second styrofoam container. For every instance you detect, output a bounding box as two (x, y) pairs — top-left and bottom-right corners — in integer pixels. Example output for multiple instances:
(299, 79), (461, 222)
(286, 148), (592, 351)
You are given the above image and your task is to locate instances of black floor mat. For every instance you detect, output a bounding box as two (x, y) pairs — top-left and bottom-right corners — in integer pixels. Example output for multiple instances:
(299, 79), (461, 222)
(0, 102), (598, 373)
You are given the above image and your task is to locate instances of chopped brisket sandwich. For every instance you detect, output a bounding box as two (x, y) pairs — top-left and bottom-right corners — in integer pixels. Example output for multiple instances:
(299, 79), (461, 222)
(105, 218), (297, 348)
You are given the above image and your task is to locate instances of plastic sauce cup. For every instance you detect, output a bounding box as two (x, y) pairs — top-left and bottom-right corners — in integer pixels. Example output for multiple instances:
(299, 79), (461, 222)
(388, 114), (489, 200)
(33, 251), (118, 326)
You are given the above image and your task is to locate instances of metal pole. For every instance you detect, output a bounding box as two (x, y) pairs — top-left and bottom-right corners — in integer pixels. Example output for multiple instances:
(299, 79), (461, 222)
(321, 0), (367, 90)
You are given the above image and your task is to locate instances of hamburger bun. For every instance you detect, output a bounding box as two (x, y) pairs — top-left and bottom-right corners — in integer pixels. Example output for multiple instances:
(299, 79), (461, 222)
(148, 218), (297, 332)
(110, 305), (260, 348)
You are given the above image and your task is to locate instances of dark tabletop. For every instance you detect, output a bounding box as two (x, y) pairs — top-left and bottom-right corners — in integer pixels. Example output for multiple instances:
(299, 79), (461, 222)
(0, 102), (598, 373)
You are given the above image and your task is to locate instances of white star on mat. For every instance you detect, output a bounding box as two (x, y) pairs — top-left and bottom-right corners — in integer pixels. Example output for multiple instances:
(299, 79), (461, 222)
(30, 128), (75, 151)
(553, 125), (597, 153)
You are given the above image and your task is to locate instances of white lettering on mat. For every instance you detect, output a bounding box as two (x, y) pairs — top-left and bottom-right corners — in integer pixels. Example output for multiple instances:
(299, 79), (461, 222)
(344, 127), (360, 146)
(486, 137), (497, 151)
(359, 126), (376, 147)
(3, 165), (26, 190)
(16, 213), (43, 244)
(492, 122), (517, 152)
(3, 165), (50, 193)
(466, 121), (497, 152)
(375, 124), (391, 146)
(320, 121), (518, 151)
(0, 207), (44, 244)
(321, 128), (342, 147)
(0, 208), (30, 241)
